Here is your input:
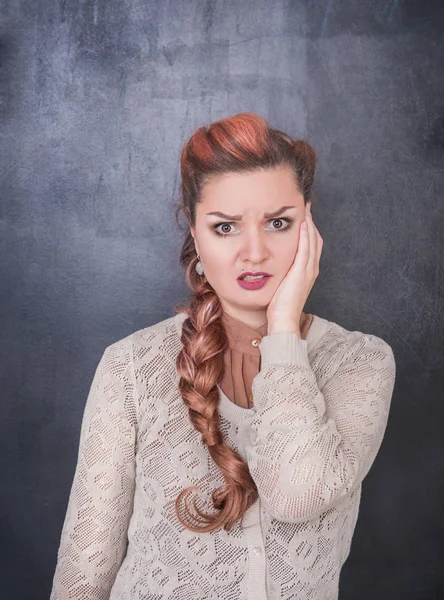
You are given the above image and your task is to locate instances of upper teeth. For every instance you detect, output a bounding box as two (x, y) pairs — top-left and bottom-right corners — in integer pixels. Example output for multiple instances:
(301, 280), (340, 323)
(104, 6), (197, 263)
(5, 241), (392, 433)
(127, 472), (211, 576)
(243, 275), (265, 281)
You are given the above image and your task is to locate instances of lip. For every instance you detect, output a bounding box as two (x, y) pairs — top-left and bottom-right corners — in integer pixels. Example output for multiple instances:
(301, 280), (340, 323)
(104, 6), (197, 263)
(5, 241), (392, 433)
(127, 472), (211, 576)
(237, 271), (272, 280)
(237, 273), (272, 291)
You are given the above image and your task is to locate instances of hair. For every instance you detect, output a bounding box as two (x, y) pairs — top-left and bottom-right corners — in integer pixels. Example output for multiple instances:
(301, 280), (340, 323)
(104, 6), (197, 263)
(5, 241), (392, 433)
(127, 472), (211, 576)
(172, 112), (317, 533)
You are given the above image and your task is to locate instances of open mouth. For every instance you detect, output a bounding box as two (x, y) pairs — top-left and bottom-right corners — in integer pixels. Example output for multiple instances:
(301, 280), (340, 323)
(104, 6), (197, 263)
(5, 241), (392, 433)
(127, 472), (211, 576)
(237, 274), (271, 290)
(238, 271), (272, 281)
(240, 275), (267, 281)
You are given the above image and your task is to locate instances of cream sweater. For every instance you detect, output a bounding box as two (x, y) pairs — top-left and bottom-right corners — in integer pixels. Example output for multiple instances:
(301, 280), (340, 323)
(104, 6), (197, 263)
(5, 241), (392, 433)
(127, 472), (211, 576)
(50, 311), (396, 600)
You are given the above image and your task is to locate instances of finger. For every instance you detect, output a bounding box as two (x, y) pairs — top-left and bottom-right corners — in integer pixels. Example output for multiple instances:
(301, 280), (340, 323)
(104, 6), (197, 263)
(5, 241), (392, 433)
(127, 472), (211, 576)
(316, 229), (323, 268)
(295, 219), (309, 269)
(311, 216), (323, 273)
(308, 207), (323, 269)
(305, 203), (317, 273)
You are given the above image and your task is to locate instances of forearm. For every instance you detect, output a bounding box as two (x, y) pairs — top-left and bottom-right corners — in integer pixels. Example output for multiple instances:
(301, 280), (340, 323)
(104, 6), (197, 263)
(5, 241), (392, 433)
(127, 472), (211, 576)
(50, 343), (138, 599)
(244, 331), (396, 523)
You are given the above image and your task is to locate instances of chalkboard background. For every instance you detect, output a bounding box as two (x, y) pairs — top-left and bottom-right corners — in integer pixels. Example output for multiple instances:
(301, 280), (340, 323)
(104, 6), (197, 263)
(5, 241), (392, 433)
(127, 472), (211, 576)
(1, 1), (443, 598)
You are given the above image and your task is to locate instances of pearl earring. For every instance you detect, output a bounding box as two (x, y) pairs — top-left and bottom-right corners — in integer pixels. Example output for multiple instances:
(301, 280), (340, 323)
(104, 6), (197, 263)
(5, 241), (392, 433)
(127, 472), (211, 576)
(195, 254), (204, 276)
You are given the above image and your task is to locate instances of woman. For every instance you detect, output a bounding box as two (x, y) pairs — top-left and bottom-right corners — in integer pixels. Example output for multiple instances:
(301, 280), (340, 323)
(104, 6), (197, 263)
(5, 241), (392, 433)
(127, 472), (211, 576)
(50, 112), (396, 599)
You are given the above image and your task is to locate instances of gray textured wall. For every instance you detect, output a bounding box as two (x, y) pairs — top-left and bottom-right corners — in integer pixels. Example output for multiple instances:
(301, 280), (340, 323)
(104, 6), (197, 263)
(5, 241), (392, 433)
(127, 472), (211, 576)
(1, 1), (443, 598)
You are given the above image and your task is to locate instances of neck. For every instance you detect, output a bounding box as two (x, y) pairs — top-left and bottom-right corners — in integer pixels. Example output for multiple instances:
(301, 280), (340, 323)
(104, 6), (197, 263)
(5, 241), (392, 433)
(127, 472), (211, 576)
(221, 308), (268, 330)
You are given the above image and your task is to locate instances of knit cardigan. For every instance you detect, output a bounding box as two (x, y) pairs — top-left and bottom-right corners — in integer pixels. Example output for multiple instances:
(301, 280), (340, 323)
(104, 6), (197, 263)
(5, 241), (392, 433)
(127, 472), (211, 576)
(50, 311), (396, 600)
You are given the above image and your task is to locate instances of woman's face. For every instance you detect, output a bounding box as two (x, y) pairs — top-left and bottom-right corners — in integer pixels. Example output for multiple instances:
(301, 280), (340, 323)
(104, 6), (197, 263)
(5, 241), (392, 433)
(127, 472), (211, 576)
(190, 166), (306, 328)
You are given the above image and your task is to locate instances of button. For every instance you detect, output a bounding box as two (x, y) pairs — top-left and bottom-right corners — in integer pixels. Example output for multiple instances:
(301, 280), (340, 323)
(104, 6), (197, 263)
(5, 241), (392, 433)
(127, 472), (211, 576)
(252, 545), (263, 555)
(251, 338), (260, 347)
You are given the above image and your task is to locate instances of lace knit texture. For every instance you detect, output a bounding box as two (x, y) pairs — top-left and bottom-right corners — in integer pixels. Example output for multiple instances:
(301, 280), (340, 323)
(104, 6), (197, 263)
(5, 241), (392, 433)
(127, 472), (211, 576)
(50, 311), (396, 600)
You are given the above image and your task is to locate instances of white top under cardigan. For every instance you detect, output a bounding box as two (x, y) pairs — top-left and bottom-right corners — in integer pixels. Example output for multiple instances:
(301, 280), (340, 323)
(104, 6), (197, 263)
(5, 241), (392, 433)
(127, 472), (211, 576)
(50, 311), (396, 600)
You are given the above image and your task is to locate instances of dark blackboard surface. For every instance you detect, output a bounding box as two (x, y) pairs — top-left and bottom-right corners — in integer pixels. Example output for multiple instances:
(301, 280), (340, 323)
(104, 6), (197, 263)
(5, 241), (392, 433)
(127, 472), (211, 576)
(1, 1), (443, 599)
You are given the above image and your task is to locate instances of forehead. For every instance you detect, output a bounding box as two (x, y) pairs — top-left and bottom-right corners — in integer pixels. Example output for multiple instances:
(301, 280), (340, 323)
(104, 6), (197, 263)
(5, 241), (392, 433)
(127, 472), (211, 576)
(199, 166), (302, 210)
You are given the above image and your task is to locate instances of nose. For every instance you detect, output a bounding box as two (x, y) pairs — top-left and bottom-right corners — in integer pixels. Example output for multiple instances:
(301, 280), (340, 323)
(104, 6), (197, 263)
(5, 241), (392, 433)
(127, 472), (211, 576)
(240, 229), (269, 265)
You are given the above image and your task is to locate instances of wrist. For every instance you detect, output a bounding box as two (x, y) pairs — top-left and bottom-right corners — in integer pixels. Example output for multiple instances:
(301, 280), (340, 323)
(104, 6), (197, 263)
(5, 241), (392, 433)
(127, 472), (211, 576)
(267, 321), (301, 337)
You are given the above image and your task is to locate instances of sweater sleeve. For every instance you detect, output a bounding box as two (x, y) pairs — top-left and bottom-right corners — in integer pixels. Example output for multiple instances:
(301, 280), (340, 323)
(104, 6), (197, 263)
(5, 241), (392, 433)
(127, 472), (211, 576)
(50, 339), (138, 600)
(243, 331), (396, 523)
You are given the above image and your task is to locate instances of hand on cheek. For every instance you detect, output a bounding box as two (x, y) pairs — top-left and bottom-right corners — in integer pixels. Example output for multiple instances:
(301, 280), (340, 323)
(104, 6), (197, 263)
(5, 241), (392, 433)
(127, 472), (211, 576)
(266, 201), (324, 331)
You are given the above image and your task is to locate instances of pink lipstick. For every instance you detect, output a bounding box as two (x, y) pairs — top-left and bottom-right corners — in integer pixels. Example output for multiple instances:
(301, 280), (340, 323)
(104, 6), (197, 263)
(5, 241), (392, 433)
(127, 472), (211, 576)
(237, 271), (272, 290)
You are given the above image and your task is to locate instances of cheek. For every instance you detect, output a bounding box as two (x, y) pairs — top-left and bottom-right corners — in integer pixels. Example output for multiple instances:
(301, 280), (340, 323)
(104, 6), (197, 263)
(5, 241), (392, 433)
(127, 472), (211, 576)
(198, 238), (233, 283)
(200, 243), (234, 292)
(201, 242), (230, 268)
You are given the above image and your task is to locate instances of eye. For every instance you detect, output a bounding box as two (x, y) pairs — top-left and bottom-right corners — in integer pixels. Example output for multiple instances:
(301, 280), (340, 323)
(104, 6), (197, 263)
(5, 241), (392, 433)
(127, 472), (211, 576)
(212, 217), (293, 237)
(213, 222), (235, 236)
(268, 218), (293, 231)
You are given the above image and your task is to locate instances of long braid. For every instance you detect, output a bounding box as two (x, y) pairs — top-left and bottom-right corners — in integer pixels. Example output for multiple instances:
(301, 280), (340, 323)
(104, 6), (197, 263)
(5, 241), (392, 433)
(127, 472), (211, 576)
(173, 259), (258, 532)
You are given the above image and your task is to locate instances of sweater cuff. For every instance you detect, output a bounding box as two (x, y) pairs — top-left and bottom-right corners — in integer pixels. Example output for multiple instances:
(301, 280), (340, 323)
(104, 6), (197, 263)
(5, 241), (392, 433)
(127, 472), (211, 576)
(259, 332), (311, 370)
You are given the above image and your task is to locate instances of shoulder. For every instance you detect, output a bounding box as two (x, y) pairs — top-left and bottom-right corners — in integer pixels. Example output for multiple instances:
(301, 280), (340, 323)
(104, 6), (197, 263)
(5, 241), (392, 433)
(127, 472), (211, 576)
(91, 314), (184, 422)
(105, 313), (180, 349)
(103, 312), (185, 378)
(311, 314), (396, 379)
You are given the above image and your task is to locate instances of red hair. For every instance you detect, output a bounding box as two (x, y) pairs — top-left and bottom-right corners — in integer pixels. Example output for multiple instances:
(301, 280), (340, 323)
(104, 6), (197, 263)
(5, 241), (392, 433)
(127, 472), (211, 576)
(172, 112), (316, 532)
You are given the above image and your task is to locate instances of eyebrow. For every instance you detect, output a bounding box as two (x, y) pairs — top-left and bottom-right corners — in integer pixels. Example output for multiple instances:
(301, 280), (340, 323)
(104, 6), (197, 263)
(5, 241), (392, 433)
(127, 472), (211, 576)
(205, 205), (297, 221)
